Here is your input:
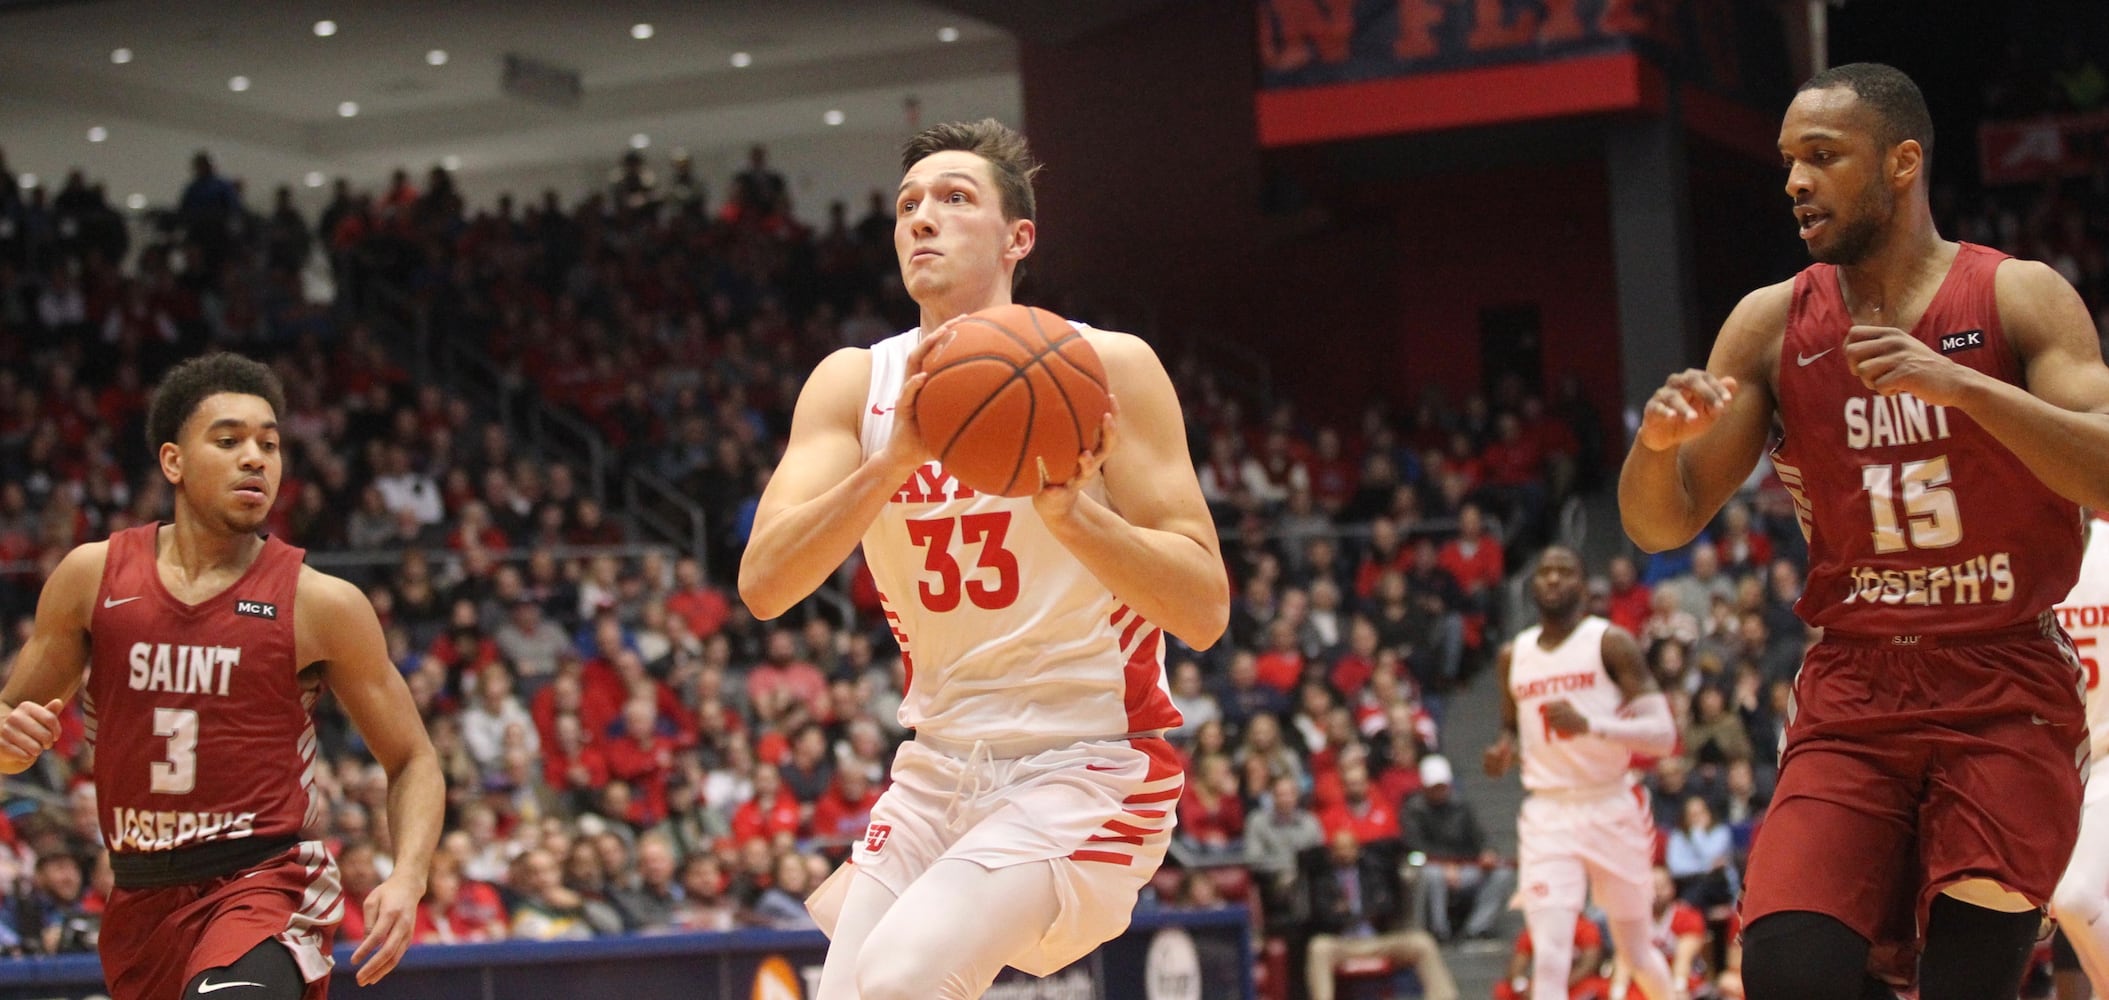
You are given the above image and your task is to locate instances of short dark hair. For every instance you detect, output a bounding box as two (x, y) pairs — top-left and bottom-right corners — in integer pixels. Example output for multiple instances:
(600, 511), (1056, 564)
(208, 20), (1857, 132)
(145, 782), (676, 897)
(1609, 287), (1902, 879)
(1799, 62), (1934, 158)
(146, 353), (287, 450)
(900, 118), (1042, 223)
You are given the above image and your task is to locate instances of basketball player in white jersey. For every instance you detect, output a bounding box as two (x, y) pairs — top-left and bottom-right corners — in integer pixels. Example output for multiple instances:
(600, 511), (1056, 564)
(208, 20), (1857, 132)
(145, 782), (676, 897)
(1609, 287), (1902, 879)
(738, 119), (1227, 1000)
(1484, 546), (1681, 1000)
(2052, 514), (2109, 1000)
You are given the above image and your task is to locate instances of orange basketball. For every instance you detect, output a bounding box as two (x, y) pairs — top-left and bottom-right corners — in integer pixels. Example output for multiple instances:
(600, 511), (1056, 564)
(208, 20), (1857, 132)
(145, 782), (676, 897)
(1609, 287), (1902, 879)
(914, 304), (1111, 498)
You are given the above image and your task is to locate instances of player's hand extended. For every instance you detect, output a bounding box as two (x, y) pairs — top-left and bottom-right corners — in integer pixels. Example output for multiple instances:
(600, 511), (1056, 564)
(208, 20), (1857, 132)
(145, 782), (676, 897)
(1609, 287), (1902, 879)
(877, 321), (961, 477)
(351, 873), (425, 985)
(0, 699), (65, 774)
(1032, 393), (1120, 523)
(1481, 735), (1516, 778)
(1543, 700), (1591, 737)
(1637, 370), (1738, 452)
(1843, 324), (1979, 406)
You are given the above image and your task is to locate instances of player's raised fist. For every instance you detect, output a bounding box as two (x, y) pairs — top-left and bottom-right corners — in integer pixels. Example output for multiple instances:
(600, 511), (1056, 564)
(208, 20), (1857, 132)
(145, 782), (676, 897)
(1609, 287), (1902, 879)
(1843, 324), (1974, 405)
(1636, 370), (1738, 452)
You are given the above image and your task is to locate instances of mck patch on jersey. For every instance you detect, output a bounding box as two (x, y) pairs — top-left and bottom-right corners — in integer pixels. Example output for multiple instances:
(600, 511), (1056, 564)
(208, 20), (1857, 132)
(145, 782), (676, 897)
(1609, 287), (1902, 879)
(234, 599), (277, 620)
(1938, 329), (1985, 355)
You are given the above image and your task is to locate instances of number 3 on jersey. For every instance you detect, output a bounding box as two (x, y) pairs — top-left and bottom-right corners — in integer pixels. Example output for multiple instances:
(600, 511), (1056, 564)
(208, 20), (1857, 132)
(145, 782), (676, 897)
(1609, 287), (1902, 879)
(907, 512), (1020, 612)
(151, 707), (197, 794)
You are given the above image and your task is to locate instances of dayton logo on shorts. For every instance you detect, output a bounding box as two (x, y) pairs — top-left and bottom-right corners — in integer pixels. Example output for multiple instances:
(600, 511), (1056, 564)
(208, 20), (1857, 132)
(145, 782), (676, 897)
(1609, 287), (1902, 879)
(1938, 329), (1984, 355)
(863, 823), (892, 854)
(234, 600), (277, 620)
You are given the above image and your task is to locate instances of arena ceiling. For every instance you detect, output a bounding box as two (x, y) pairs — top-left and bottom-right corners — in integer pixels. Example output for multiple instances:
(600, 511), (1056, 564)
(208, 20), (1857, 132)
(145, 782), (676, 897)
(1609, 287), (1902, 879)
(0, 0), (1103, 212)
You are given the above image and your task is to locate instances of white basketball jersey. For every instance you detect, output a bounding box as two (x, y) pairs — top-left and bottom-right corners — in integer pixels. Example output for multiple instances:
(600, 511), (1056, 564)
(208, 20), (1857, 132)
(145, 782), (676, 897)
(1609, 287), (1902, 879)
(2054, 519), (2109, 768)
(859, 327), (1181, 745)
(1510, 616), (1634, 793)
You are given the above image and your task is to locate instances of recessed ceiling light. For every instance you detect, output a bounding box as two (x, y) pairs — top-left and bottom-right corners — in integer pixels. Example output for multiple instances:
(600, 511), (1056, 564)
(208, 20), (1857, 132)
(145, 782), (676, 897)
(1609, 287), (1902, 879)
(730, 51), (752, 68)
(426, 49), (448, 66)
(228, 75), (251, 92)
(938, 26), (961, 43)
(442, 155), (462, 171)
(824, 109), (845, 126)
(87, 126), (108, 143)
(338, 101), (359, 118)
(17, 174), (36, 191)
(304, 171), (326, 188)
(125, 193), (146, 210)
(629, 133), (650, 150)
(313, 20), (337, 37)
(110, 47), (133, 64)
(630, 23), (653, 40)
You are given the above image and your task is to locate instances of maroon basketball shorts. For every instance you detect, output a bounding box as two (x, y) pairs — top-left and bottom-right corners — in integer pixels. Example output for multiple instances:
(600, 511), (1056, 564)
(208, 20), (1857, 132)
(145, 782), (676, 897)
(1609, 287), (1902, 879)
(100, 840), (341, 1000)
(1740, 624), (2085, 983)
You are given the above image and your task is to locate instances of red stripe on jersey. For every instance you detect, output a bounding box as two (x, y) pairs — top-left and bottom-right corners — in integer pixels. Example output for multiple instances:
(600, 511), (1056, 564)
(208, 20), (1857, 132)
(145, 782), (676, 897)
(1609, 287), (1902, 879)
(1125, 787), (1183, 805)
(1088, 834), (1146, 845)
(1069, 850), (1133, 866)
(1110, 604), (1131, 626)
(1120, 627), (1181, 733)
(1101, 819), (1160, 838)
(1119, 615), (1146, 650)
(1132, 735), (1186, 782)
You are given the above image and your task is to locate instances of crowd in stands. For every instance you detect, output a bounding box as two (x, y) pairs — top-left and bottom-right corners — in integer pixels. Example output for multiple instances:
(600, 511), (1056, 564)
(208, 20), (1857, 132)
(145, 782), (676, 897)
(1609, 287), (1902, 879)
(3, 50), (2108, 993)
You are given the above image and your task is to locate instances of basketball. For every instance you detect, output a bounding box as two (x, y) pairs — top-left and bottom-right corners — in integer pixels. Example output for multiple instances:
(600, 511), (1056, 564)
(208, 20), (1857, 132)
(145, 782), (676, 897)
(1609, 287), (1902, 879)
(913, 304), (1111, 498)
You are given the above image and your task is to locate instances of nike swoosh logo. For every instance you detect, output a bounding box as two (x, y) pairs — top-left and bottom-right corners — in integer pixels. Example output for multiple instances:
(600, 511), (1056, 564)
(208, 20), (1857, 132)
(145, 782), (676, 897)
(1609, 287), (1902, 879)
(1084, 763), (1123, 772)
(2032, 714), (2053, 726)
(870, 403), (895, 415)
(197, 980), (265, 994)
(1797, 347), (1835, 367)
(103, 596), (142, 609)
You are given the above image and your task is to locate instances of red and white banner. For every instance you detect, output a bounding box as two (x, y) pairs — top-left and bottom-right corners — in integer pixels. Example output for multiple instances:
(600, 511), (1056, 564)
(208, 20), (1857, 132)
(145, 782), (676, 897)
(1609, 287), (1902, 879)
(1979, 111), (2109, 185)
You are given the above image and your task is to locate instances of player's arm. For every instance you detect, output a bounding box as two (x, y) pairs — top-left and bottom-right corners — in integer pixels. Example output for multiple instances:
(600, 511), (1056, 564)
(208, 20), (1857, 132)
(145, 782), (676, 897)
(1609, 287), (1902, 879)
(1036, 331), (1228, 647)
(1860, 258), (2109, 510)
(1619, 281), (1789, 552)
(0, 543), (102, 773)
(1545, 626), (1676, 755)
(301, 569), (442, 986)
(739, 336), (949, 620)
(1481, 642), (1518, 778)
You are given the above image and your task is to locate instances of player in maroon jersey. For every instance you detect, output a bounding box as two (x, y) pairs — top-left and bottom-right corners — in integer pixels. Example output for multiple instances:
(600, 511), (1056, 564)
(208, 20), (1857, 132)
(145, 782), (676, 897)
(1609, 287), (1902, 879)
(0, 354), (443, 1000)
(1620, 63), (2108, 1000)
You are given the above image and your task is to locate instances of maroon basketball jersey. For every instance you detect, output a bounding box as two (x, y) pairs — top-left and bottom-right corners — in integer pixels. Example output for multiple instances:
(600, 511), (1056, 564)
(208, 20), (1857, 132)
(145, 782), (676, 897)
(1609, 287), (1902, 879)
(1771, 242), (2081, 631)
(86, 523), (325, 855)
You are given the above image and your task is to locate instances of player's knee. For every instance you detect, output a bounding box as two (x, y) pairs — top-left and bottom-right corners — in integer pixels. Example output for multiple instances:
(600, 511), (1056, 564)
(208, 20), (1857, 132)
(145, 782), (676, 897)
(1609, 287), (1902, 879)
(854, 944), (973, 1000)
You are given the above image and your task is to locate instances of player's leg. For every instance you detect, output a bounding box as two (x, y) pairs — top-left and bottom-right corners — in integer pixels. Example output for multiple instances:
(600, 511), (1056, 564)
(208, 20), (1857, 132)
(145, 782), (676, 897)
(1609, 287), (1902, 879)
(814, 868), (902, 1000)
(852, 859), (1062, 1000)
(183, 939), (306, 1000)
(1523, 905), (1583, 1000)
(1739, 911), (1890, 1000)
(1917, 891), (2042, 1000)
(1588, 862), (1674, 1000)
(2051, 775), (2109, 995)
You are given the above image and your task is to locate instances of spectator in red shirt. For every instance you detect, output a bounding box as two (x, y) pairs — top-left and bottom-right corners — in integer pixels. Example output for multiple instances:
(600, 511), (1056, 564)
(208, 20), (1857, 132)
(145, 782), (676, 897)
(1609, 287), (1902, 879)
(746, 628), (829, 725)
(1604, 555), (1652, 634)
(664, 556), (730, 640)
(1353, 516), (1414, 601)
(1176, 754), (1246, 860)
(1711, 501), (1773, 575)
(542, 712), (608, 802)
(414, 851), (510, 944)
(1320, 757), (1400, 845)
(1438, 502), (1505, 646)
(730, 762), (803, 845)
(1307, 426), (1361, 514)
(809, 767), (883, 849)
(599, 697), (678, 826)
(335, 841), (384, 944)
(1252, 618), (1307, 695)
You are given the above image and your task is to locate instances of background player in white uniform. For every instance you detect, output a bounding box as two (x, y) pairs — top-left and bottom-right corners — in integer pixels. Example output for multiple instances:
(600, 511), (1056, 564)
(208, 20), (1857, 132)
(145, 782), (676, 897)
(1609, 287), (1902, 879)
(738, 119), (1227, 1000)
(2052, 514), (2109, 1000)
(1484, 546), (1681, 1000)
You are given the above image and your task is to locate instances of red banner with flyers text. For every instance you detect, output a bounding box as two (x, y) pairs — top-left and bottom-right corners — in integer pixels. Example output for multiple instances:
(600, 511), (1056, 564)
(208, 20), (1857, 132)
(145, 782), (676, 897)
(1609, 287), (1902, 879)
(1978, 111), (2109, 186)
